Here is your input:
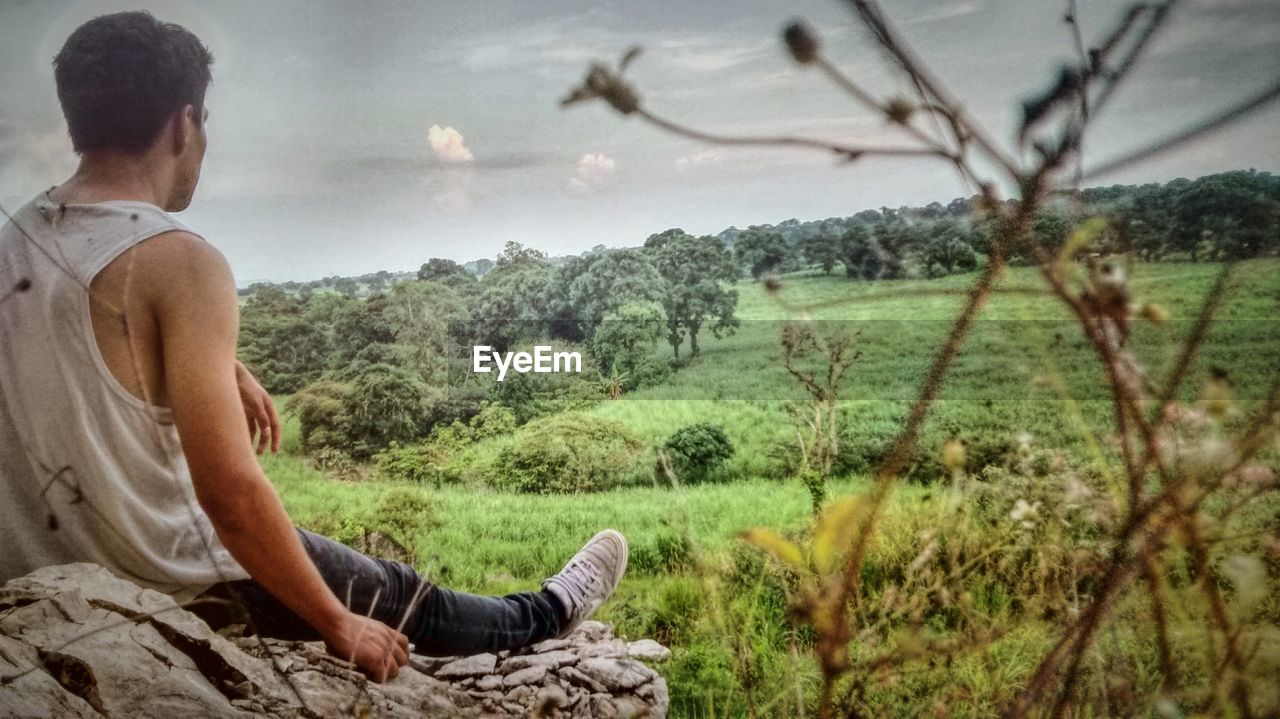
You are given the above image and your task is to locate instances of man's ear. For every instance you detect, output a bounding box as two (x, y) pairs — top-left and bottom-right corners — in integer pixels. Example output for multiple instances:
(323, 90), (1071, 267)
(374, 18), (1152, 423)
(169, 104), (197, 156)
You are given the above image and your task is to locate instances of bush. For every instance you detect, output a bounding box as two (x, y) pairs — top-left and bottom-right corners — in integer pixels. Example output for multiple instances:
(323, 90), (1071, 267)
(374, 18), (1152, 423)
(492, 412), (646, 493)
(661, 423), (735, 484)
(373, 442), (457, 485)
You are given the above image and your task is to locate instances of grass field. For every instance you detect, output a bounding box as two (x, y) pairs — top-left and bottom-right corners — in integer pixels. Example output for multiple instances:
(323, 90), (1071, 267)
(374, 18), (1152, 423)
(261, 259), (1280, 716)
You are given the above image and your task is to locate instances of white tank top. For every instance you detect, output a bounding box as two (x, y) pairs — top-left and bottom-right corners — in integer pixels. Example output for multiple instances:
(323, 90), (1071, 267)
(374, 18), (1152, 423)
(0, 191), (248, 601)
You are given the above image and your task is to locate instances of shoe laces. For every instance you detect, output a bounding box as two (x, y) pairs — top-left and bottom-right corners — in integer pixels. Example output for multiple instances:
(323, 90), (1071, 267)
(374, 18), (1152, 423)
(557, 555), (604, 613)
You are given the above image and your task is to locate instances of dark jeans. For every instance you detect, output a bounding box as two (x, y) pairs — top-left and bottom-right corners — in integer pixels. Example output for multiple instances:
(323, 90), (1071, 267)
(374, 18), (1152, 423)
(194, 529), (564, 656)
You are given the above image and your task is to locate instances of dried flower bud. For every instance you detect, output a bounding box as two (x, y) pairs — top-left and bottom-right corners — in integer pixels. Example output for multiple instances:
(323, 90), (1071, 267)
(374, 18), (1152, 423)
(884, 96), (915, 125)
(561, 63), (641, 116)
(1138, 302), (1168, 324)
(783, 21), (819, 65)
(1199, 368), (1233, 421)
(941, 440), (966, 473)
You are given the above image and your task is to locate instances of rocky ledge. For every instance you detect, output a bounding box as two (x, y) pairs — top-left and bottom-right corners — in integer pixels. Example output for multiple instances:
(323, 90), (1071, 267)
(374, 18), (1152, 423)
(0, 564), (669, 718)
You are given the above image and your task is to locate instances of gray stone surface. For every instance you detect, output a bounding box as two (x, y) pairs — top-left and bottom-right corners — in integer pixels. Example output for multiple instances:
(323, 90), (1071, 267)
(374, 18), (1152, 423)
(0, 563), (669, 718)
(627, 638), (672, 662)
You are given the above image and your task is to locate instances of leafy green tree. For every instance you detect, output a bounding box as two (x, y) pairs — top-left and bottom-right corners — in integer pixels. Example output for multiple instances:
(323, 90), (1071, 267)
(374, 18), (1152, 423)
(342, 363), (433, 457)
(417, 257), (466, 281)
(382, 281), (467, 384)
(544, 254), (601, 342)
(840, 223), (906, 280)
(474, 263), (555, 351)
(802, 232), (843, 274)
(333, 276), (360, 297)
(591, 301), (667, 376)
(494, 240), (549, 273)
(648, 231), (740, 357)
(922, 221), (978, 278)
(331, 292), (396, 364)
(237, 287), (333, 393)
(569, 249), (665, 331)
(734, 226), (792, 279)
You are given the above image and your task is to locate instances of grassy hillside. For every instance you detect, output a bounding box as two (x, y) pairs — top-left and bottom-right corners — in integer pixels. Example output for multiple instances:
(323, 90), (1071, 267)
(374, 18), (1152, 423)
(261, 259), (1280, 716)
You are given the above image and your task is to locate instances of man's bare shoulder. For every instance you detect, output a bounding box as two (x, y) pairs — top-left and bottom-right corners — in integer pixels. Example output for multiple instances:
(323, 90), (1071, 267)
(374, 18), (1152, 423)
(117, 230), (236, 308)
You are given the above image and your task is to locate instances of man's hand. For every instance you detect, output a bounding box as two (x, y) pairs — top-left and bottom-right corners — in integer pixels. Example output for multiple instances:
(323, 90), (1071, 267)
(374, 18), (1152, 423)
(234, 360), (280, 454)
(322, 612), (410, 683)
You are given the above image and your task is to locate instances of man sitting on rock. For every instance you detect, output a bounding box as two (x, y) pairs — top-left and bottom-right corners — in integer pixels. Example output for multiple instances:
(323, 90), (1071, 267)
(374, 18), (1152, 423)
(0, 10), (627, 683)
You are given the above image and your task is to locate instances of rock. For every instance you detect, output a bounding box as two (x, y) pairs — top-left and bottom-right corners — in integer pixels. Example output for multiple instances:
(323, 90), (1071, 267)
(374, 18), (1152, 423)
(499, 649), (578, 673)
(577, 657), (654, 691)
(504, 684), (535, 704)
(0, 563), (670, 718)
(535, 683), (571, 713)
(474, 674), (504, 691)
(502, 664), (547, 687)
(527, 638), (571, 653)
(558, 665), (608, 693)
(577, 638), (630, 659)
(434, 652), (498, 678)
(627, 639), (672, 662)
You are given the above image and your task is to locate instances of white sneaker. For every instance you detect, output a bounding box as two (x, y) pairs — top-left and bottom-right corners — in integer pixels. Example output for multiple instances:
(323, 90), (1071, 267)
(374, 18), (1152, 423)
(542, 529), (628, 639)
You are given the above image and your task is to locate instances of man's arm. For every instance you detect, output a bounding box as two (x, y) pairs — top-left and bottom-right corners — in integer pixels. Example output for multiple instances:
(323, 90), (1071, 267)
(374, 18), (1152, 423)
(141, 232), (408, 680)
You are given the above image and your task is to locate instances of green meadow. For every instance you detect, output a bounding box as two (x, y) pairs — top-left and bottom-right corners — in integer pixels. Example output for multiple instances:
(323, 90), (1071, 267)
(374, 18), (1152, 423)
(262, 259), (1280, 716)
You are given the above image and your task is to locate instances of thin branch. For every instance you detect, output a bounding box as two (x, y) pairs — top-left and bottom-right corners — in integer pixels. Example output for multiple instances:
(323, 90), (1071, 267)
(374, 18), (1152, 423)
(633, 107), (947, 162)
(1080, 78), (1280, 181)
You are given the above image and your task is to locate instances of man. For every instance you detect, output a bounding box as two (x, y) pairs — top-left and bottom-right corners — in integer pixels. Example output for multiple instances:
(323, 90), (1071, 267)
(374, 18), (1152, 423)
(0, 11), (626, 683)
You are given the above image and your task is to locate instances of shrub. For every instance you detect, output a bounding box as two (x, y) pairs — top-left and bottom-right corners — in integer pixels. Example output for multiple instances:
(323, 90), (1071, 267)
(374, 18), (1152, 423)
(492, 412), (646, 493)
(661, 423), (735, 484)
(371, 487), (440, 541)
(373, 442), (457, 485)
(287, 380), (353, 453)
(342, 363), (434, 457)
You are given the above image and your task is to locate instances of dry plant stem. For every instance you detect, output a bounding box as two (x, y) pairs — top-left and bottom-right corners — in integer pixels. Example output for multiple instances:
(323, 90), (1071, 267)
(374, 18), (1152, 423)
(1156, 262), (1234, 410)
(837, 247), (1009, 606)
(1140, 555), (1176, 692)
(1081, 78), (1280, 182)
(845, 0), (1020, 179)
(809, 55), (985, 196)
(1183, 516), (1255, 718)
(633, 107), (943, 162)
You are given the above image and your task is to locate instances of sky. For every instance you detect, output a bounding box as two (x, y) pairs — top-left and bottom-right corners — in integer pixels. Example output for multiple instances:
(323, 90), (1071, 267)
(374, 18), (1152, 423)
(1, 0), (1278, 283)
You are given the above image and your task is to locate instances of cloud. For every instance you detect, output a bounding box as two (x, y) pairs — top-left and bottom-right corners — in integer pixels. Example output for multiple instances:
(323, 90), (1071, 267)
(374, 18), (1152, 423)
(675, 150), (724, 173)
(567, 152), (617, 194)
(427, 124), (474, 163)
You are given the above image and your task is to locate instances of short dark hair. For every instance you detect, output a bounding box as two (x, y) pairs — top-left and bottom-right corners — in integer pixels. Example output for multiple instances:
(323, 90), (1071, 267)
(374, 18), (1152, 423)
(53, 11), (213, 154)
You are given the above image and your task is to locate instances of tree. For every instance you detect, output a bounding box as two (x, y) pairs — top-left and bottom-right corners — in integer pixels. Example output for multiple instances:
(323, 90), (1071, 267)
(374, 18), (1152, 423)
(382, 280), (467, 384)
(802, 232), (843, 274)
(417, 257), (467, 282)
(333, 276), (360, 297)
(648, 231), (740, 357)
(494, 240), (549, 272)
(839, 223), (906, 280)
(237, 287), (334, 393)
(590, 301), (667, 378)
(734, 226), (792, 279)
(342, 363), (433, 457)
(569, 249), (665, 332)
(921, 221), (978, 278)
(474, 263), (555, 351)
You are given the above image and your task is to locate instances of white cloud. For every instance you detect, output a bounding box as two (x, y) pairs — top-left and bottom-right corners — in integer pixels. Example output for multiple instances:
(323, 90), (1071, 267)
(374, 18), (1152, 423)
(568, 152), (617, 194)
(427, 124), (474, 163)
(675, 150), (723, 173)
